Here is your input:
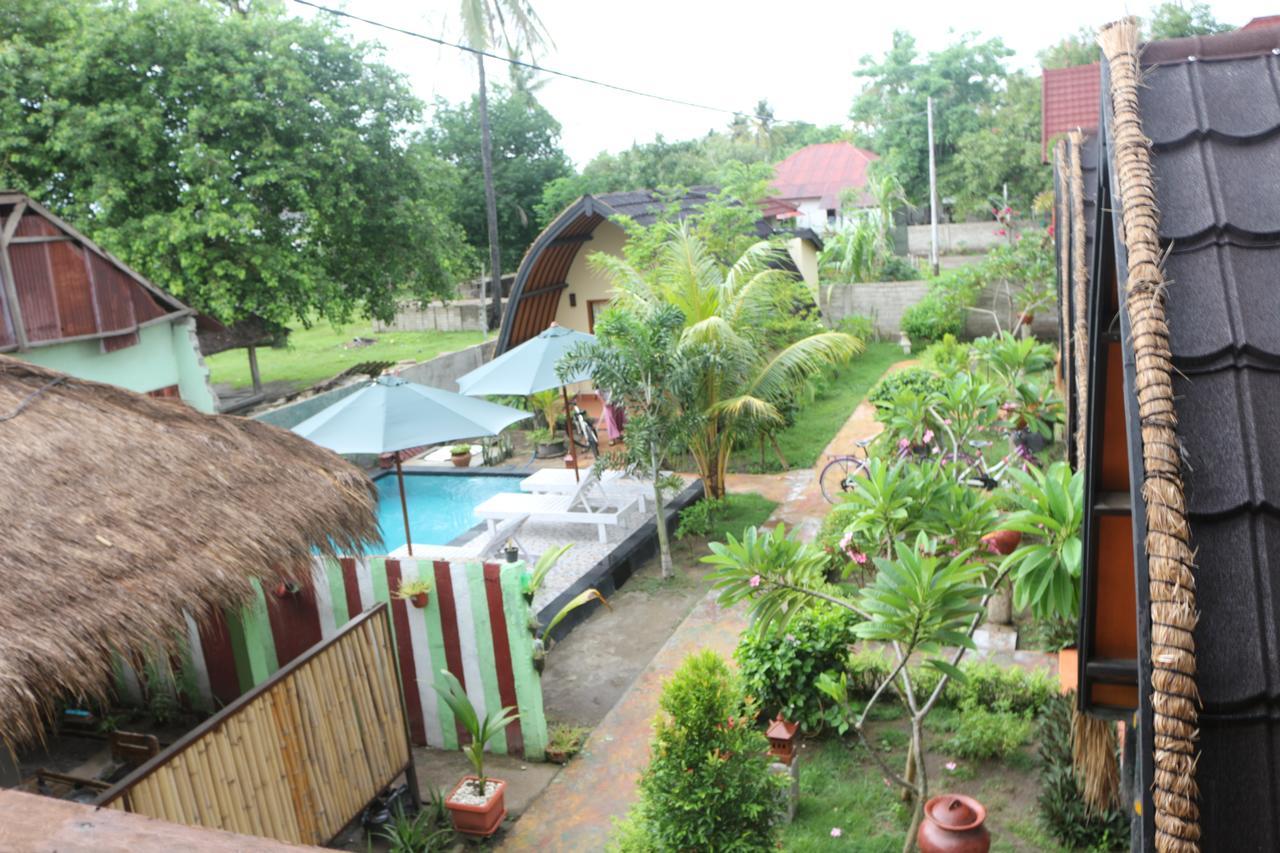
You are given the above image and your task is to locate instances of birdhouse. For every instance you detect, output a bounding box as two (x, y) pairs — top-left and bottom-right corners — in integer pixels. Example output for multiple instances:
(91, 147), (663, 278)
(766, 715), (798, 764)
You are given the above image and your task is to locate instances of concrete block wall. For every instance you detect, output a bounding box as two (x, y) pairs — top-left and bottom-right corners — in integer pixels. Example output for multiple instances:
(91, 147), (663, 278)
(907, 220), (1039, 255)
(373, 298), (507, 333)
(820, 280), (1060, 342)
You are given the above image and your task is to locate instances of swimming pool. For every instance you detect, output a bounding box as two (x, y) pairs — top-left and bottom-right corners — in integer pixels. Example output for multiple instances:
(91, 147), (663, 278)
(374, 473), (524, 553)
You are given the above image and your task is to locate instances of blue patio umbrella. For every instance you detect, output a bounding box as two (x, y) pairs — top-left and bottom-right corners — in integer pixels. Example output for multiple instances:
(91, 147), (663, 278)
(292, 375), (530, 554)
(455, 324), (598, 479)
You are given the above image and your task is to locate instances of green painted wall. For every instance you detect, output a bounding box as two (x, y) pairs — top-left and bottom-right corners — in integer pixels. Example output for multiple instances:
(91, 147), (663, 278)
(14, 318), (217, 412)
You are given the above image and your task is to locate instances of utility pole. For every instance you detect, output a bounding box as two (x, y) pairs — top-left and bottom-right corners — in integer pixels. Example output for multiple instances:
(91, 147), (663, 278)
(927, 96), (939, 277)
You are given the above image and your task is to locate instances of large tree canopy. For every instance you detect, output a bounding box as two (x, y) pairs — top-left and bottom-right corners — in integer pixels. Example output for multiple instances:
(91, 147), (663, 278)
(951, 72), (1050, 219)
(849, 31), (1012, 212)
(426, 85), (572, 271)
(0, 0), (469, 325)
(1148, 1), (1232, 39)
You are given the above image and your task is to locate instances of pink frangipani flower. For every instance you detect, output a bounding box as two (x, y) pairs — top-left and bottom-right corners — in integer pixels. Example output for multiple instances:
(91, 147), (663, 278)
(945, 761), (958, 772)
(922, 429), (935, 444)
(831, 827), (843, 838)
(898, 438), (910, 451)
(748, 574), (761, 588)
(851, 550), (868, 565)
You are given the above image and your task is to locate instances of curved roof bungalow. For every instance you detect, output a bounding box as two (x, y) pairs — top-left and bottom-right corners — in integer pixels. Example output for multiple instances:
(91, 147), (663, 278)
(1057, 19), (1280, 850)
(494, 188), (822, 355)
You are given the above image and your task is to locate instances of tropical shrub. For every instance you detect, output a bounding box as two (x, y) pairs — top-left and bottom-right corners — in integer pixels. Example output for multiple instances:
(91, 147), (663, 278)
(840, 651), (1054, 716)
(1037, 694), (1129, 850)
(674, 497), (725, 540)
(837, 313), (877, 344)
(921, 334), (973, 376)
(868, 366), (945, 410)
(901, 293), (965, 344)
(735, 605), (861, 733)
(1000, 462), (1084, 620)
(624, 651), (785, 852)
(939, 702), (1034, 761)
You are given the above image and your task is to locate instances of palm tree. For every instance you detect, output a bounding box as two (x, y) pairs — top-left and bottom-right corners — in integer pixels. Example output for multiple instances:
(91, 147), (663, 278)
(459, 1), (549, 329)
(593, 224), (862, 498)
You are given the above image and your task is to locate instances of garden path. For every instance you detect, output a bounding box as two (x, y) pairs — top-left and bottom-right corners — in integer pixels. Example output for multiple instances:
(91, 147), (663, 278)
(499, 361), (914, 850)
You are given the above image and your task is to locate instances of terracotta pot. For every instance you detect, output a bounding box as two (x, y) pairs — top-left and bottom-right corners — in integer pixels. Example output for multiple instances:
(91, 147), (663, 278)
(1019, 312), (1034, 325)
(1058, 647), (1078, 694)
(409, 591), (429, 609)
(445, 776), (507, 837)
(451, 452), (472, 468)
(918, 794), (990, 853)
(980, 529), (1021, 556)
(545, 747), (569, 765)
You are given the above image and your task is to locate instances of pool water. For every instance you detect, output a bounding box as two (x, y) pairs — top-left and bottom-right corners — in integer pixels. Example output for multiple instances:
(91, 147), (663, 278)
(374, 473), (523, 553)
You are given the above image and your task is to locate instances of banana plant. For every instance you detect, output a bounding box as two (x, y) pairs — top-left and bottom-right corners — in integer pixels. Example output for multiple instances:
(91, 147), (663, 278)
(998, 462), (1084, 620)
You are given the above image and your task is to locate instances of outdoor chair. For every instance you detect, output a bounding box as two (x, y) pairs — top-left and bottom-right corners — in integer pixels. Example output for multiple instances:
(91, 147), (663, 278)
(389, 514), (531, 562)
(474, 469), (639, 543)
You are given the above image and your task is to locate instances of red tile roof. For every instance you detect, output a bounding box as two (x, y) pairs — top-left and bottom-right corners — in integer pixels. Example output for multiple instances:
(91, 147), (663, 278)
(1041, 64), (1101, 160)
(1243, 15), (1280, 29)
(771, 142), (879, 209)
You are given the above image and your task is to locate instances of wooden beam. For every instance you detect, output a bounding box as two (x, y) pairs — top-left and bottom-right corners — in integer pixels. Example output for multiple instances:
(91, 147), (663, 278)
(548, 233), (593, 247)
(9, 235), (74, 245)
(0, 201), (30, 350)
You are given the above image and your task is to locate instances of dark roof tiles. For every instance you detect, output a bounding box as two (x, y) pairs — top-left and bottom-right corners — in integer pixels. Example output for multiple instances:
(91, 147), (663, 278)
(1151, 134), (1280, 239)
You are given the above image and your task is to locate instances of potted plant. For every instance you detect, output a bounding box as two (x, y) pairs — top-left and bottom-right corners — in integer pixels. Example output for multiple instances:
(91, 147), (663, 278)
(544, 723), (588, 765)
(503, 540), (520, 563)
(396, 578), (432, 609)
(528, 427), (566, 459)
(272, 580), (301, 599)
(449, 444), (472, 468)
(432, 671), (519, 837)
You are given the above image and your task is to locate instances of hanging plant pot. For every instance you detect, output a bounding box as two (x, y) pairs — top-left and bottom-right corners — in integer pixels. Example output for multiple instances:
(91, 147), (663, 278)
(409, 591), (429, 608)
(531, 638), (546, 674)
(1018, 311), (1035, 326)
(504, 545), (520, 563)
(273, 581), (301, 599)
(980, 529), (1021, 556)
(1058, 646), (1079, 694)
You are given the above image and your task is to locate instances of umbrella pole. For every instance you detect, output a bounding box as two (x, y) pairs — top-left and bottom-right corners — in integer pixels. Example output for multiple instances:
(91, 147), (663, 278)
(396, 458), (413, 556)
(562, 385), (579, 482)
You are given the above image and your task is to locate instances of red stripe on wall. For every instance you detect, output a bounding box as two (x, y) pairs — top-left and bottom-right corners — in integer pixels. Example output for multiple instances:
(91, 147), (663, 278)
(264, 576), (324, 668)
(340, 557), (362, 616)
(483, 562), (523, 755)
(197, 605), (241, 707)
(433, 560), (470, 745)
(384, 560), (427, 746)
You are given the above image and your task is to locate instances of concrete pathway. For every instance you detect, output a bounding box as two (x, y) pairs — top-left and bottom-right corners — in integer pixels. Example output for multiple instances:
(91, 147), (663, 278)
(499, 360), (915, 851)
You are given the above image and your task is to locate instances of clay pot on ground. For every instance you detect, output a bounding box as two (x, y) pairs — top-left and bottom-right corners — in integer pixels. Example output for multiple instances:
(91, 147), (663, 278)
(1058, 647), (1079, 694)
(450, 450), (472, 468)
(445, 776), (507, 837)
(918, 794), (990, 853)
(980, 529), (1021, 556)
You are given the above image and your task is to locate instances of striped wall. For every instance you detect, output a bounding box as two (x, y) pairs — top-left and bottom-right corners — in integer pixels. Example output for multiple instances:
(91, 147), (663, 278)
(124, 558), (547, 760)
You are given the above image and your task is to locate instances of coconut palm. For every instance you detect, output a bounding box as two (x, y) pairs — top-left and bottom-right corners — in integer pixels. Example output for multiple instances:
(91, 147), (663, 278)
(458, 0), (550, 329)
(593, 224), (862, 498)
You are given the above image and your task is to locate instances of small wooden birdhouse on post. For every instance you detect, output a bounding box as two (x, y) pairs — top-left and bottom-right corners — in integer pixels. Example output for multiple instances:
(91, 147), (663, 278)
(766, 715), (798, 764)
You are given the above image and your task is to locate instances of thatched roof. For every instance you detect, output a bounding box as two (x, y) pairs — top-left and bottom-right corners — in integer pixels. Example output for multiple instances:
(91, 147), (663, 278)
(0, 356), (378, 749)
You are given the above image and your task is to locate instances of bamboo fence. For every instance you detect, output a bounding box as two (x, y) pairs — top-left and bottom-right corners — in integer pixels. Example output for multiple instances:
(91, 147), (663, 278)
(97, 604), (413, 847)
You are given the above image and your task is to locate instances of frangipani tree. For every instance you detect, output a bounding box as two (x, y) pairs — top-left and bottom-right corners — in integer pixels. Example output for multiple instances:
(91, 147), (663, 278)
(705, 526), (1003, 852)
(592, 223), (861, 497)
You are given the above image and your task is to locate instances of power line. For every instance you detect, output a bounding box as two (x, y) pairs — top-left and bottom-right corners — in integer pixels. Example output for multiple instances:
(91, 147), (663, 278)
(291, 0), (813, 126)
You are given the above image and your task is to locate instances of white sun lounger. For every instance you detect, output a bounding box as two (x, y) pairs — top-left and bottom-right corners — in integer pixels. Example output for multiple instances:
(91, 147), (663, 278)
(389, 515), (530, 561)
(475, 470), (638, 543)
(519, 468), (674, 513)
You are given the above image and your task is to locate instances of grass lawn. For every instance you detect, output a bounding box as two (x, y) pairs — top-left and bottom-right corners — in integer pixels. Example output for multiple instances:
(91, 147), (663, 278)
(734, 342), (903, 473)
(707, 493), (778, 541)
(783, 728), (1062, 853)
(204, 321), (485, 392)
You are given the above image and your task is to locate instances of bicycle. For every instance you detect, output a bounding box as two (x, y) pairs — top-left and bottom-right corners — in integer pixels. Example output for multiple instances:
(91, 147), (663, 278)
(569, 402), (599, 456)
(818, 437), (876, 504)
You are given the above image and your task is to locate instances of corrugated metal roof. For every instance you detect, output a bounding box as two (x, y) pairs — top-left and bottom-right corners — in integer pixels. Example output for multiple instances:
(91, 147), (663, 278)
(0, 192), (189, 354)
(770, 142), (879, 209)
(1041, 64), (1101, 160)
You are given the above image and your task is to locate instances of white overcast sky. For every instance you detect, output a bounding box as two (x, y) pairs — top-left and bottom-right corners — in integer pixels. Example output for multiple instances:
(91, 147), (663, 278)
(294, 1), (1262, 165)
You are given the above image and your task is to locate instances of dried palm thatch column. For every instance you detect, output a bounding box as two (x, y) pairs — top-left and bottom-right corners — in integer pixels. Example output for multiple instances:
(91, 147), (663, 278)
(1056, 137), (1072, 399)
(1068, 131), (1090, 467)
(1099, 18), (1201, 852)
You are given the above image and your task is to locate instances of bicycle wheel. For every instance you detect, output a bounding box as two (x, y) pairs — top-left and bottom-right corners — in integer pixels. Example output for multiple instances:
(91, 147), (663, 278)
(572, 413), (599, 454)
(819, 455), (869, 504)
